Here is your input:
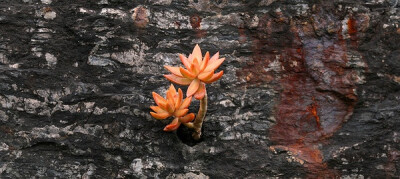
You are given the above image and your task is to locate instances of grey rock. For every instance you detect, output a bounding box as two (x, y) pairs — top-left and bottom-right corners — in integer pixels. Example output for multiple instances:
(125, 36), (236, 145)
(0, 0), (399, 178)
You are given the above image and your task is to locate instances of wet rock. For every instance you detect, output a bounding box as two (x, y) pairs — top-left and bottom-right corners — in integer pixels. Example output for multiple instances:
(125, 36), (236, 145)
(0, 0), (399, 178)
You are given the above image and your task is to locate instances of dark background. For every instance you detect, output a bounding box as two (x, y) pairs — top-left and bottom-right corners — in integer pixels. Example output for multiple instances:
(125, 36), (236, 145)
(0, 0), (399, 178)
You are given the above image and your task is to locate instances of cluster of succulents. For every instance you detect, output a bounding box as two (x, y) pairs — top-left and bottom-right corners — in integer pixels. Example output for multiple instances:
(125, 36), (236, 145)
(150, 44), (224, 139)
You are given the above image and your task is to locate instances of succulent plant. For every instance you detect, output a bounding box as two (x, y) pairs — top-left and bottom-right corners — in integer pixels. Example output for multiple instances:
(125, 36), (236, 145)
(164, 44), (224, 99)
(150, 44), (224, 140)
(150, 84), (195, 131)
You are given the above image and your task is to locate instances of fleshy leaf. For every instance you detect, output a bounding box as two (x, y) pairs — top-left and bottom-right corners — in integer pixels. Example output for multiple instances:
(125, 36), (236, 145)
(204, 71), (224, 84)
(167, 84), (177, 96)
(150, 112), (170, 120)
(174, 109), (188, 117)
(164, 74), (192, 85)
(179, 54), (192, 70)
(175, 88), (183, 108)
(166, 91), (175, 113)
(180, 96), (192, 109)
(209, 52), (219, 64)
(192, 57), (200, 75)
(179, 67), (196, 79)
(200, 51), (209, 72)
(180, 113), (195, 123)
(204, 58), (225, 72)
(194, 82), (206, 100)
(187, 78), (200, 97)
(164, 66), (182, 77)
(152, 92), (167, 109)
(150, 106), (166, 113)
(192, 44), (202, 64)
(163, 117), (181, 131)
(198, 70), (214, 81)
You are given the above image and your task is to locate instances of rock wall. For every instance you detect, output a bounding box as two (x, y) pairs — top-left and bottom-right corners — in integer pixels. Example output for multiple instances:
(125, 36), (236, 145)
(1, 0), (399, 178)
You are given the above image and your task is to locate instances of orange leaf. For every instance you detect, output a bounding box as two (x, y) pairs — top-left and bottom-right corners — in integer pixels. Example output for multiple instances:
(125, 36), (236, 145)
(152, 92), (167, 109)
(194, 82), (206, 100)
(167, 84), (176, 96)
(209, 52), (219, 64)
(179, 113), (195, 123)
(198, 70), (214, 81)
(200, 51), (209, 72)
(175, 88), (183, 108)
(166, 91), (175, 113)
(150, 112), (170, 120)
(174, 108), (188, 117)
(187, 78), (200, 97)
(192, 57), (200, 75)
(150, 106), (166, 113)
(163, 118), (181, 131)
(204, 71), (224, 84)
(164, 74), (192, 85)
(180, 96), (192, 109)
(179, 67), (196, 79)
(192, 44), (202, 64)
(187, 54), (193, 63)
(179, 54), (192, 70)
(164, 66), (182, 77)
(204, 58), (225, 72)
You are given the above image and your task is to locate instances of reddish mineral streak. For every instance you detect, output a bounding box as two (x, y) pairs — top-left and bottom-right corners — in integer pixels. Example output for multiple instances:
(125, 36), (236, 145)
(190, 14), (206, 38)
(347, 16), (358, 47)
(237, 12), (363, 177)
(190, 14), (202, 29)
(306, 97), (321, 129)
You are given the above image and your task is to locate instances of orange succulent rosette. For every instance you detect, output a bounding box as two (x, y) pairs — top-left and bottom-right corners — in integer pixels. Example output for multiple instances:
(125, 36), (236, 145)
(164, 44), (225, 99)
(150, 84), (195, 131)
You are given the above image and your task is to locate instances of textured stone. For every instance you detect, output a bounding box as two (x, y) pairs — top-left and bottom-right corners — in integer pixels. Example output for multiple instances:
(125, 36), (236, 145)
(0, 0), (400, 178)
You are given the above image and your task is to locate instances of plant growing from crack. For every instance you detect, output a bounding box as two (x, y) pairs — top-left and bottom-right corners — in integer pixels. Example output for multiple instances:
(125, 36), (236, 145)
(150, 44), (225, 140)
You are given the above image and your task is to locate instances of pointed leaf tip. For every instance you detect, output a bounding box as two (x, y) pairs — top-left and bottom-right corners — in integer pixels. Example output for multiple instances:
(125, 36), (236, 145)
(163, 118), (181, 131)
(180, 96), (192, 109)
(192, 44), (202, 65)
(187, 78), (200, 97)
(164, 66), (183, 77)
(204, 71), (224, 84)
(152, 92), (167, 109)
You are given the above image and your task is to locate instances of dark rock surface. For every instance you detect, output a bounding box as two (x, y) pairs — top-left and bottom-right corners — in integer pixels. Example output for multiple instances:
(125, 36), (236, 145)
(1, 0), (399, 178)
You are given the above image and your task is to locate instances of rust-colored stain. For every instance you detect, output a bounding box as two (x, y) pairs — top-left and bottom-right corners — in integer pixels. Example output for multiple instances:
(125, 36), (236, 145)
(43, 7), (52, 13)
(347, 17), (357, 35)
(237, 9), (365, 177)
(190, 14), (202, 29)
(306, 97), (321, 129)
(190, 14), (206, 38)
(132, 6), (149, 28)
(347, 16), (358, 46)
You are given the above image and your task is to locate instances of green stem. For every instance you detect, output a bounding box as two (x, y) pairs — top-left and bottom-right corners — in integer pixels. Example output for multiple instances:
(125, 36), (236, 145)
(192, 93), (207, 140)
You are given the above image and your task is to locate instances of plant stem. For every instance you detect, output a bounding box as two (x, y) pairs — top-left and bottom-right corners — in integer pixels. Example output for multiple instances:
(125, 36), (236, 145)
(192, 93), (207, 140)
(182, 122), (194, 128)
